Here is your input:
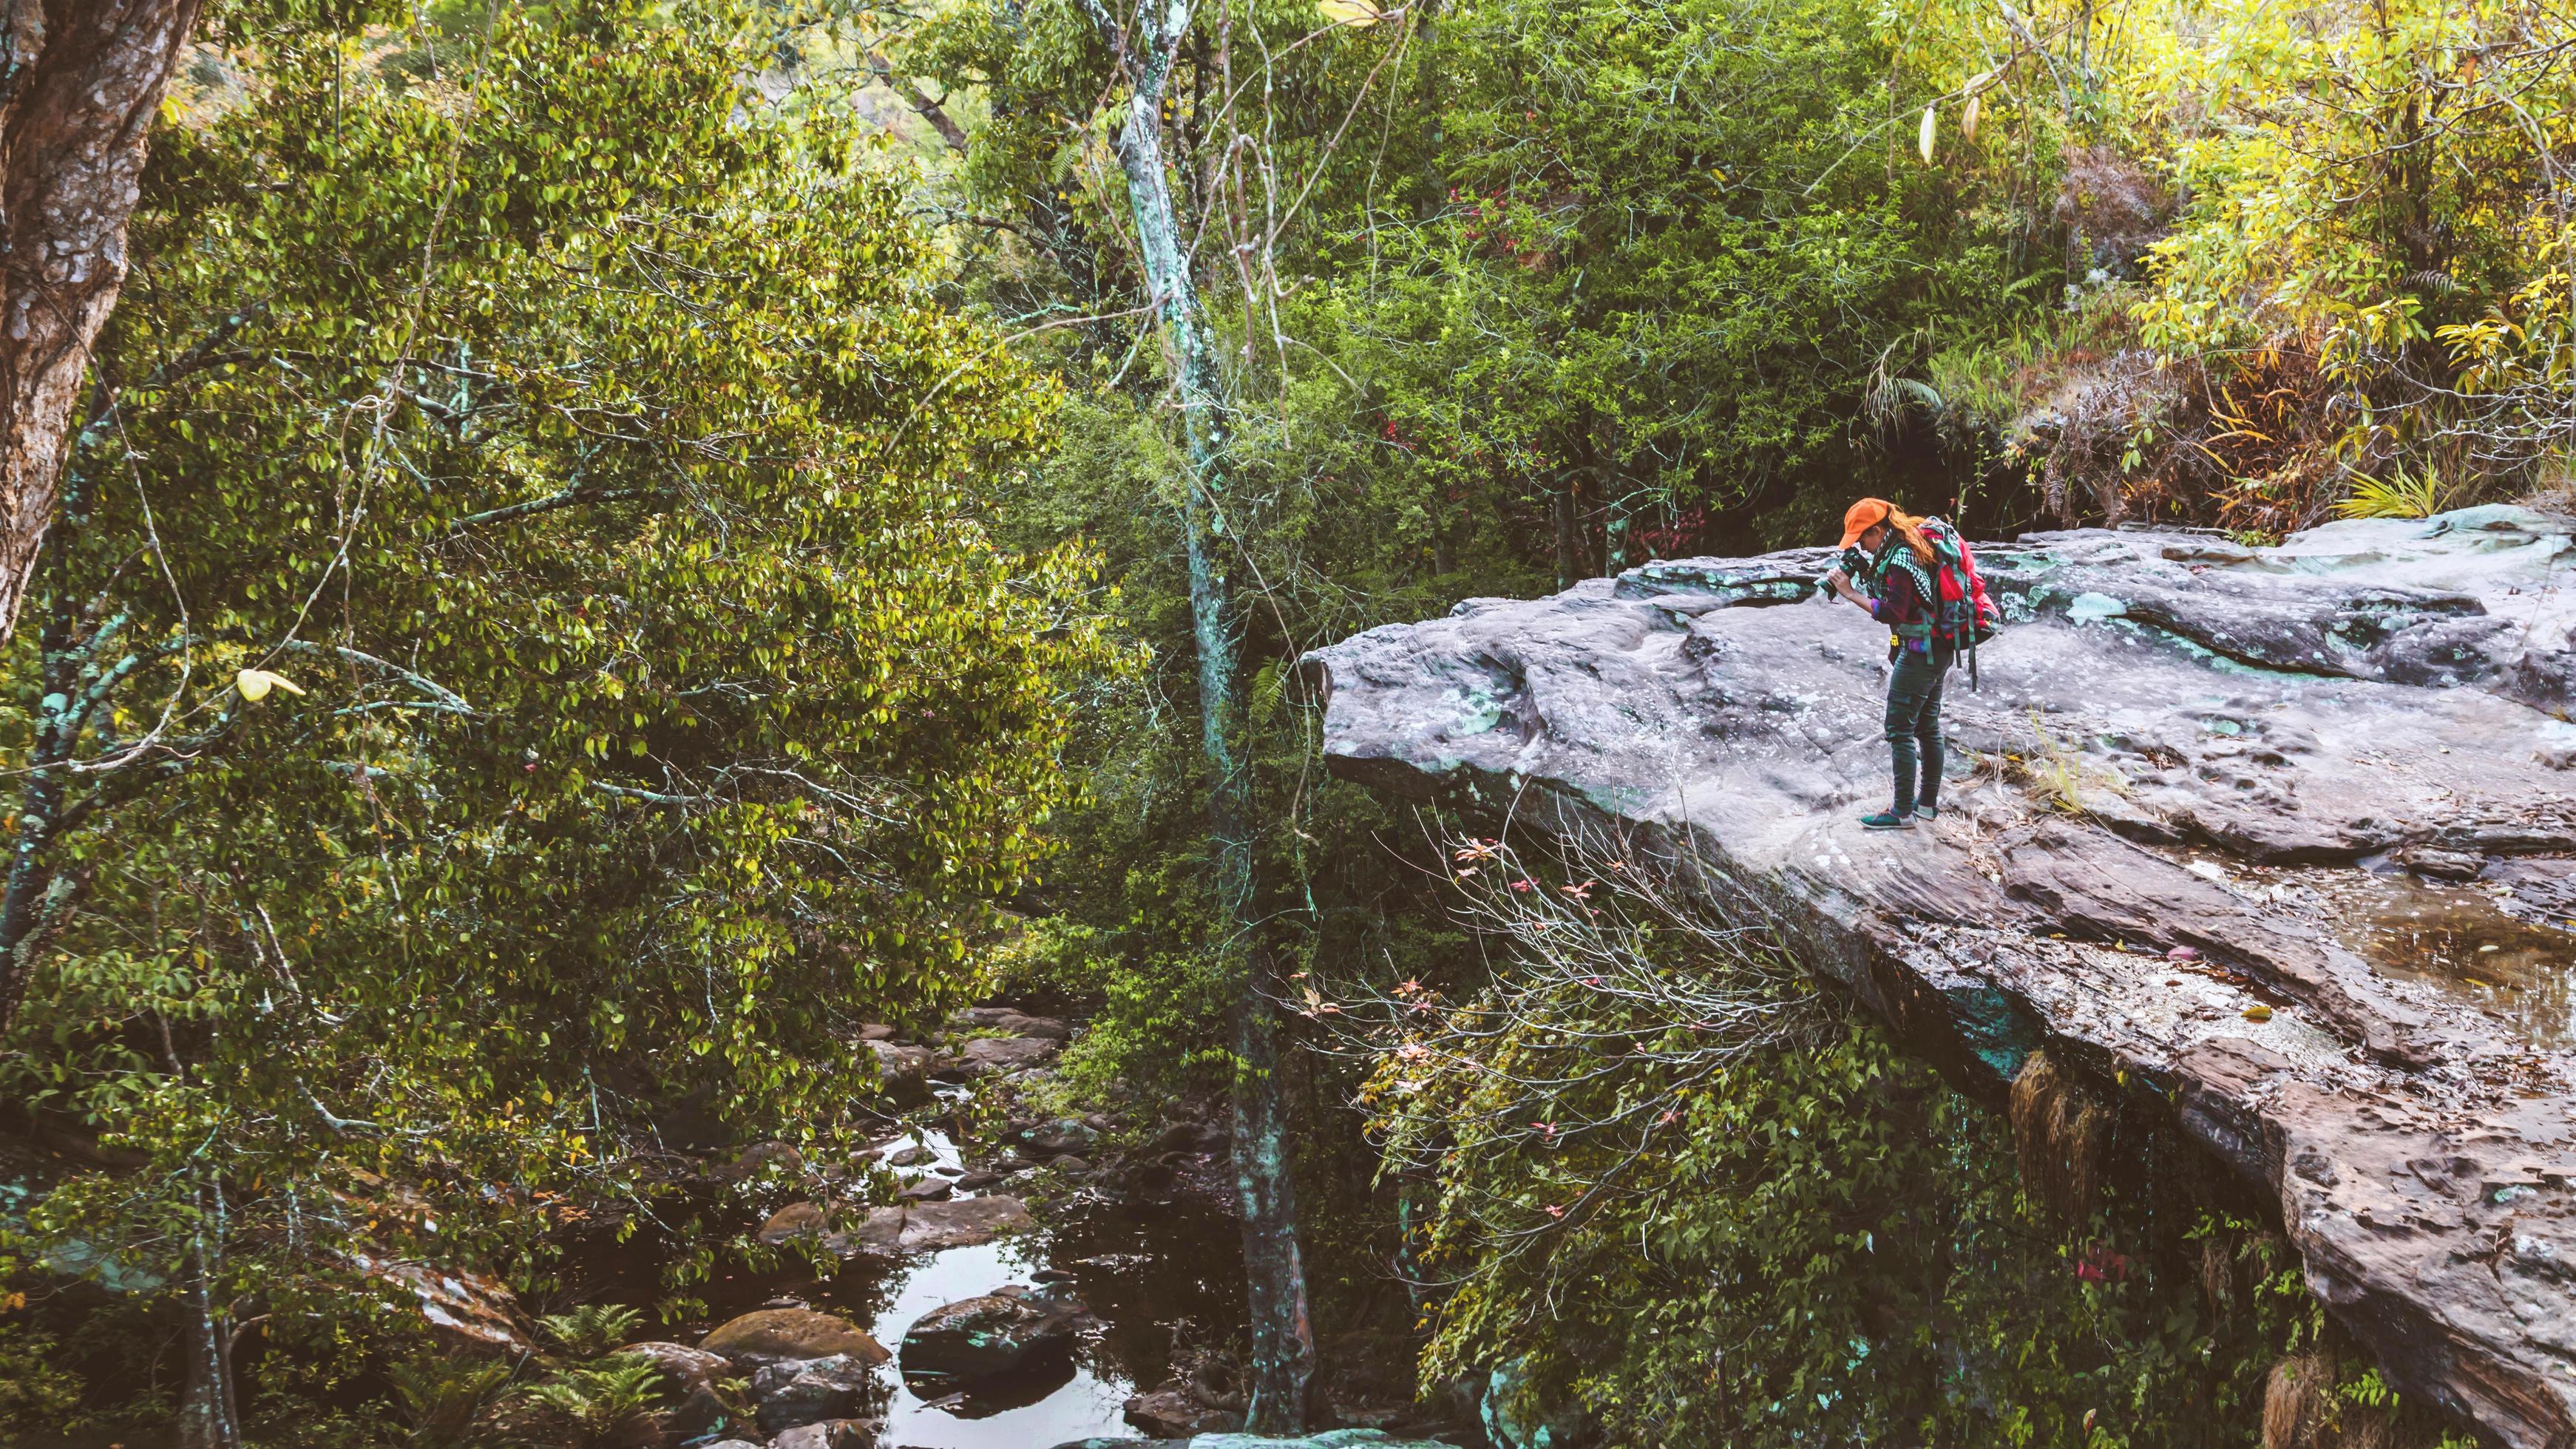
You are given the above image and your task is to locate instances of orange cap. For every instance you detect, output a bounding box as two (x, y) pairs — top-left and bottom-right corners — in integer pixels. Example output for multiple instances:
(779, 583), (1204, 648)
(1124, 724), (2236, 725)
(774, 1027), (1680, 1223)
(1838, 498), (1893, 550)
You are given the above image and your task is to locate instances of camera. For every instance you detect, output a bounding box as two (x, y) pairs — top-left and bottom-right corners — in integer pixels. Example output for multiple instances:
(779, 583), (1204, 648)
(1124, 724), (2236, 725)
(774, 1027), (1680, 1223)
(1818, 545), (1871, 597)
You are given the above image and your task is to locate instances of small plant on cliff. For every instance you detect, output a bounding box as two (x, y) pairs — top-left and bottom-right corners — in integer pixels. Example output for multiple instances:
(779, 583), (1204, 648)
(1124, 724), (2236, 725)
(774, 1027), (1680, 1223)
(2336, 464), (2457, 520)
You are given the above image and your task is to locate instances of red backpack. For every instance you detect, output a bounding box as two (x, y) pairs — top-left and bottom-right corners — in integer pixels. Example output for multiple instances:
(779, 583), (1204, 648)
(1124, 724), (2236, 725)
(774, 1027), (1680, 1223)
(1919, 516), (2000, 684)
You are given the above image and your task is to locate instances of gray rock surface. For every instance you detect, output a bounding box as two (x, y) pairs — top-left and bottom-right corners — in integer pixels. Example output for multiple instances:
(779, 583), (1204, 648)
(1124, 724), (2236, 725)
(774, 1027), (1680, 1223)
(1302, 506), (2576, 1448)
(841, 1193), (1036, 1254)
(864, 1039), (935, 1104)
(749, 1353), (873, 1434)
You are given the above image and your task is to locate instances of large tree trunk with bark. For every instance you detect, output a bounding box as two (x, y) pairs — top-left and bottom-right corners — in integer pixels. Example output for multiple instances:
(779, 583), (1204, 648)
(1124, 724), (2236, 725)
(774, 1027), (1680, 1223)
(0, 0), (203, 645)
(1093, 0), (1315, 1427)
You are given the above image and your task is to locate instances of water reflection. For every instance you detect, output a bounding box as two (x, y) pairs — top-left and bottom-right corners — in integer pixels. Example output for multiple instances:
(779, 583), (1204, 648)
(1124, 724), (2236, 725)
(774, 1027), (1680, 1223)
(611, 1116), (1244, 1448)
(2329, 874), (2576, 1044)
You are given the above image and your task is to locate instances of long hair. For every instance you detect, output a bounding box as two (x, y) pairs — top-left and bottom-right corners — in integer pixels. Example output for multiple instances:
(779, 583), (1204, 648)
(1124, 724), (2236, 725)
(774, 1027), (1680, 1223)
(1876, 502), (1937, 564)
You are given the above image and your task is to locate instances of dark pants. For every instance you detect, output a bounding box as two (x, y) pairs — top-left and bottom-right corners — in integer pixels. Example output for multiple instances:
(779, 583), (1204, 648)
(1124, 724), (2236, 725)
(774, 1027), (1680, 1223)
(1885, 645), (1954, 815)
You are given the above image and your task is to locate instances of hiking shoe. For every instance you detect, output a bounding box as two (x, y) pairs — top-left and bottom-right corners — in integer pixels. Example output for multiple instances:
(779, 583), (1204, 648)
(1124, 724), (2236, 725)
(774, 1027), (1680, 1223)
(1860, 810), (1914, 830)
(1914, 803), (1941, 821)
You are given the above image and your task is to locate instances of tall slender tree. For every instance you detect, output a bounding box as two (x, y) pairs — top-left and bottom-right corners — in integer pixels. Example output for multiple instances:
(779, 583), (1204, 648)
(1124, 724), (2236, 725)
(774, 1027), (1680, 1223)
(1077, 0), (1317, 1425)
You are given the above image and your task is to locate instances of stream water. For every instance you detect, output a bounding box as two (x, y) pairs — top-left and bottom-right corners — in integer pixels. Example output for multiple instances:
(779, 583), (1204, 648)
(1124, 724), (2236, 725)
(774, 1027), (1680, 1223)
(620, 1106), (1246, 1448)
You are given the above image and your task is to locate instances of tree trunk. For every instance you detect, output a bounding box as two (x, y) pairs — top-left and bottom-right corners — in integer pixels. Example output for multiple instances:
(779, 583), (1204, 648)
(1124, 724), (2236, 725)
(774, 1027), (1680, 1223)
(176, 1184), (243, 1449)
(1602, 484), (1630, 577)
(1095, 0), (1315, 1428)
(0, 0), (203, 646)
(1551, 484), (1579, 592)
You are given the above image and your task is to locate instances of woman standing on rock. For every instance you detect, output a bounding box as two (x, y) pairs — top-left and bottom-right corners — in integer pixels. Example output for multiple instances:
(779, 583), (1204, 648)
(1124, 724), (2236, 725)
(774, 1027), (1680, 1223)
(1825, 498), (1962, 831)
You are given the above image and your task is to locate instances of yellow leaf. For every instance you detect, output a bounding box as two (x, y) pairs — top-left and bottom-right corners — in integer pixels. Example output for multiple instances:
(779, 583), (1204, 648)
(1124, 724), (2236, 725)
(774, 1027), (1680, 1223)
(1918, 104), (1937, 163)
(2242, 1003), (2273, 1022)
(1319, 0), (1384, 24)
(237, 668), (307, 702)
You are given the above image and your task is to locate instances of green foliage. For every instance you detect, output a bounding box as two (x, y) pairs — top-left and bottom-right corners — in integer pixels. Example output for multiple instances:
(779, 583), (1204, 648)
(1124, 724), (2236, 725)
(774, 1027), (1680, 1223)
(535, 1304), (643, 1360)
(1383, 1004), (2308, 1446)
(515, 1356), (665, 1447)
(5, 0), (1111, 1426)
(388, 1356), (512, 1447)
(0, 1312), (81, 1428)
(2336, 463), (2457, 519)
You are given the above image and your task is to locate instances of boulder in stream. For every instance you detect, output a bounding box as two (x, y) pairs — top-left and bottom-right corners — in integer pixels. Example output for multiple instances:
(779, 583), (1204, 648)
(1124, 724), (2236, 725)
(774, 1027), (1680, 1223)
(1009, 1117), (1098, 1158)
(864, 1040), (935, 1104)
(1121, 1383), (1246, 1436)
(698, 1306), (888, 1367)
(755, 1201), (829, 1244)
(843, 1193), (1034, 1254)
(898, 1283), (1082, 1388)
(749, 1353), (875, 1434)
(952, 1005), (1073, 1039)
(935, 1034), (1061, 1079)
(1301, 506), (2576, 1447)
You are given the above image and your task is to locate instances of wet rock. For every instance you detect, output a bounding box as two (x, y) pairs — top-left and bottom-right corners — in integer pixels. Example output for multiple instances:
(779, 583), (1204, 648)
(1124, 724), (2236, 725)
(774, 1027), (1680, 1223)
(768, 1422), (874, 1449)
(1052, 1156), (1092, 1174)
(884, 1144), (931, 1167)
(846, 1194), (1036, 1254)
(898, 1177), (952, 1202)
(898, 1286), (1081, 1388)
(953, 1169), (1003, 1191)
(935, 1034), (1061, 1079)
(865, 1042), (935, 1104)
(952, 1005), (1072, 1040)
(857, 1022), (898, 1041)
(756, 1201), (829, 1245)
(1121, 1384), (1245, 1436)
(697, 1441), (763, 1449)
(2400, 846), (2487, 881)
(717, 1141), (802, 1182)
(1304, 507), (2576, 1448)
(698, 1307), (888, 1367)
(750, 1353), (872, 1434)
(1009, 1118), (1097, 1158)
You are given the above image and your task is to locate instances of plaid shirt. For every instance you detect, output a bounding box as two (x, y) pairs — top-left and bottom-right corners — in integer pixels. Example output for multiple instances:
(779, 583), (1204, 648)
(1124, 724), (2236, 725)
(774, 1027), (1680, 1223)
(1868, 554), (1936, 654)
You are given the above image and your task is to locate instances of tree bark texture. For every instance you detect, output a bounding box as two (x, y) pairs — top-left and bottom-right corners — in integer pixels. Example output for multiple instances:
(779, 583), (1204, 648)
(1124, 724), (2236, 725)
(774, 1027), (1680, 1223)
(0, 0), (203, 645)
(1094, 0), (1315, 1426)
(176, 1182), (243, 1449)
